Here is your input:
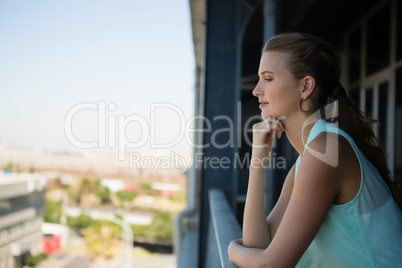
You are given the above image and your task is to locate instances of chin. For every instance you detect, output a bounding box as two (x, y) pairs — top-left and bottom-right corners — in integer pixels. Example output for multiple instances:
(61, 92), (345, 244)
(261, 111), (272, 119)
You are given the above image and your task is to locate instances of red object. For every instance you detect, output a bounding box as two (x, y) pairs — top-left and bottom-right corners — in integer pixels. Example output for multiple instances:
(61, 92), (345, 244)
(42, 234), (60, 254)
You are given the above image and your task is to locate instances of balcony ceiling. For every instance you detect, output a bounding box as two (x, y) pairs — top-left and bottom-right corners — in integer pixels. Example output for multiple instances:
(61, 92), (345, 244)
(190, 0), (205, 71)
(281, 0), (381, 48)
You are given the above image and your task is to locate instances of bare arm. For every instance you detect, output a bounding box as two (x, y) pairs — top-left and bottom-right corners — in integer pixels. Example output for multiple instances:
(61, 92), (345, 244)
(229, 134), (342, 267)
(266, 164), (295, 239)
(242, 117), (284, 248)
(242, 162), (296, 248)
(242, 158), (270, 248)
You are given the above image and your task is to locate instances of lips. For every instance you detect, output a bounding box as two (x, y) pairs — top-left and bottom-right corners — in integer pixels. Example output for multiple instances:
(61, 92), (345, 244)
(259, 101), (269, 109)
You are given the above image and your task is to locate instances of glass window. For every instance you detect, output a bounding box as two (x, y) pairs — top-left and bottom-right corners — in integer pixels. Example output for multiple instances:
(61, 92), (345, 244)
(366, 2), (391, 75)
(0, 192), (44, 216)
(348, 27), (362, 83)
(378, 82), (388, 147)
(395, 67), (402, 179)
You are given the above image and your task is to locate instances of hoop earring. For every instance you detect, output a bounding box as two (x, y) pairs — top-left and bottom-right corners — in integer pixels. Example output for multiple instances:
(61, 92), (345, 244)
(298, 98), (315, 115)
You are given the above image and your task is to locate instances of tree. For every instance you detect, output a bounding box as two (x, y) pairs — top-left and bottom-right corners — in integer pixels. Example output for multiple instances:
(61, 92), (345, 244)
(116, 191), (137, 202)
(66, 186), (79, 205)
(139, 182), (158, 196)
(67, 214), (93, 235)
(43, 199), (62, 223)
(115, 191), (137, 209)
(3, 162), (13, 172)
(84, 220), (121, 260)
(146, 211), (173, 243)
(52, 178), (63, 189)
(28, 166), (35, 173)
(95, 186), (111, 205)
(77, 178), (98, 205)
(24, 252), (48, 267)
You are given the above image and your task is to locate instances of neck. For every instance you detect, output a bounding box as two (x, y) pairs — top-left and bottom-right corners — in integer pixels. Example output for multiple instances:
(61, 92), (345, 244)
(283, 112), (320, 155)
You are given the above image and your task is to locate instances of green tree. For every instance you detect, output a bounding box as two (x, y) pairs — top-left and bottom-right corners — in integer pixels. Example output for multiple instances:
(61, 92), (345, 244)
(147, 211), (173, 242)
(24, 253), (48, 267)
(3, 162), (13, 172)
(116, 191), (137, 202)
(140, 182), (158, 196)
(43, 199), (62, 223)
(66, 186), (79, 204)
(52, 178), (63, 189)
(77, 178), (98, 204)
(116, 191), (137, 209)
(131, 224), (148, 240)
(84, 219), (121, 260)
(95, 186), (111, 205)
(67, 214), (93, 235)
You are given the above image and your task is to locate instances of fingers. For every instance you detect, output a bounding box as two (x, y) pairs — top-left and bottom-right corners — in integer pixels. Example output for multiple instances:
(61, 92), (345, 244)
(262, 116), (285, 139)
(252, 116), (285, 150)
(276, 120), (284, 139)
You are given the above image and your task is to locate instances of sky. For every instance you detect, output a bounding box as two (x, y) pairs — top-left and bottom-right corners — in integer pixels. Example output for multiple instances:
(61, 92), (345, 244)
(0, 0), (195, 157)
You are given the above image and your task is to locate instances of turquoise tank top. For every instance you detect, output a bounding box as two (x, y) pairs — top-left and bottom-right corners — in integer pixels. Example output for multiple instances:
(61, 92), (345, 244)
(295, 119), (402, 268)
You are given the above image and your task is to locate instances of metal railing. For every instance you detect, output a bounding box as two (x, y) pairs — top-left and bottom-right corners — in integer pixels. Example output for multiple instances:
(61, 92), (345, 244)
(206, 189), (242, 268)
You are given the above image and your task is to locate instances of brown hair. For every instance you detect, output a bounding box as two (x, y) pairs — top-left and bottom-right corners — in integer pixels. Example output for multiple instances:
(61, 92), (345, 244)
(263, 32), (401, 208)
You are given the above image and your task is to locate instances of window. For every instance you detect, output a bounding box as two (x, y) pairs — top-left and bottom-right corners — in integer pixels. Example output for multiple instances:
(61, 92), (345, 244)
(366, 1), (391, 76)
(378, 82), (388, 146)
(348, 28), (362, 83)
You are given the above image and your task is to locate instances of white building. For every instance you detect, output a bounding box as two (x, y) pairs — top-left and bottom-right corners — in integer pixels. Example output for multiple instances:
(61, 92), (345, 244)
(0, 173), (47, 268)
(101, 178), (125, 192)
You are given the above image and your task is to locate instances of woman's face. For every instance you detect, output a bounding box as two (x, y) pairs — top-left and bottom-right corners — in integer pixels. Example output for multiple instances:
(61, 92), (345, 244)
(253, 51), (301, 119)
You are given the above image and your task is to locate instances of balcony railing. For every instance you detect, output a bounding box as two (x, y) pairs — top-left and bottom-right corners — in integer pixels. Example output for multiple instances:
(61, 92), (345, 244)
(206, 189), (242, 268)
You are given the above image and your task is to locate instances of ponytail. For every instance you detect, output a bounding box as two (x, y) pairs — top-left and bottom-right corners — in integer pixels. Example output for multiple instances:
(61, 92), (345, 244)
(328, 84), (402, 208)
(329, 83), (347, 100)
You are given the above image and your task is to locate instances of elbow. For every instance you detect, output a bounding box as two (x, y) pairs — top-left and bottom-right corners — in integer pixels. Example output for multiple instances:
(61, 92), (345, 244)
(255, 250), (280, 268)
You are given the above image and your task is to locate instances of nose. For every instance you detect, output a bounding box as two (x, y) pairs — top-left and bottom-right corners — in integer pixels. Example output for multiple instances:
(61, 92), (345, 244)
(252, 81), (262, 97)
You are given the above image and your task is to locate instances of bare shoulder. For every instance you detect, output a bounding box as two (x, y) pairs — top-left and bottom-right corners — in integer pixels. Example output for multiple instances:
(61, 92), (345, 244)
(302, 131), (361, 204)
(304, 131), (356, 167)
(300, 132), (340, 176)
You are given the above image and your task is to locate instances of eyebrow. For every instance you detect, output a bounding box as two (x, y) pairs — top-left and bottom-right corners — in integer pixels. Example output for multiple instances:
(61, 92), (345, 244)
(259, 71), (275, 75)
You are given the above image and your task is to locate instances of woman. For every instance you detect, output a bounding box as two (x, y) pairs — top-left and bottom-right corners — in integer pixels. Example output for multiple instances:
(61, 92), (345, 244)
(228, 33), (402, 267)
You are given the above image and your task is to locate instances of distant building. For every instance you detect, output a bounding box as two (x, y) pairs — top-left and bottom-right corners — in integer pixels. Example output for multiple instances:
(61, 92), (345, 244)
(101, 178), (125, 192)
(152, 182), (182, 197)
(0, 173), (47, 268)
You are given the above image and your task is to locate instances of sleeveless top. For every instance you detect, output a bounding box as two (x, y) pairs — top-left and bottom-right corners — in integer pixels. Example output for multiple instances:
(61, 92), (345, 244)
(295, 119), (402, 268)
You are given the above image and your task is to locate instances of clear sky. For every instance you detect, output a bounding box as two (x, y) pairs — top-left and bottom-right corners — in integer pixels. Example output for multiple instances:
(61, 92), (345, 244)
(0, 0), (195, 157)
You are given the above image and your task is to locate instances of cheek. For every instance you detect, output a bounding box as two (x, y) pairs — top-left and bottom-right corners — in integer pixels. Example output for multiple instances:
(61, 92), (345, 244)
(272, 89), (299, 116)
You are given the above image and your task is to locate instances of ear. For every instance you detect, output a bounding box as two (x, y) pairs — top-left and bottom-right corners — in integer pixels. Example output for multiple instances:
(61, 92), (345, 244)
(300, 76), (316, 100)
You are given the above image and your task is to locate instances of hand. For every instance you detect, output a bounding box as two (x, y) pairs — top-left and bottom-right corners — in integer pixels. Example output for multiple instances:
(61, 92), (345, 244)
(252, 116), (285, 159)
(228, 238), (243, 262)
